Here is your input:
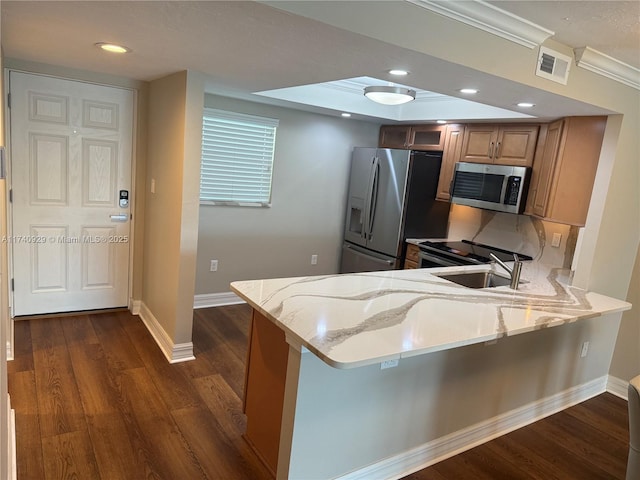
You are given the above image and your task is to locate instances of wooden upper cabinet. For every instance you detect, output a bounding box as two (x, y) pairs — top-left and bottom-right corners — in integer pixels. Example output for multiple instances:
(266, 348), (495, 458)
(496, 125), (540, 166)
(409, 125), (446, 150)
(525, 121), (561, 217)
(525, 116), (606, 226)
(436, 124), (464, 201)
(459, 125), (495, 162)
(379, 125), (446, 150)
(379, 125), (411, 149)
(460, 124), (539, 167)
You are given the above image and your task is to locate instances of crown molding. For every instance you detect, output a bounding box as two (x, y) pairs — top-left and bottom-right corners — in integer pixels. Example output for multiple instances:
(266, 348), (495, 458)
(574, 47), (640, 91)
(406, 0), (554, 49)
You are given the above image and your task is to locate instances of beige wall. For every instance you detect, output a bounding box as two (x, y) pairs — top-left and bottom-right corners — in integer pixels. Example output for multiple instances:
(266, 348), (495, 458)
(610, 244), (640, 380)
(196, 94), (380, 294)
(143, 70), (203, 345)
(175, 71), (204, 341)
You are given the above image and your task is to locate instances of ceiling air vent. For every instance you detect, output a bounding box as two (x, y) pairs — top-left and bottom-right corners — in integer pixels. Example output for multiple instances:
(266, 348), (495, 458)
(535, 46), (572, 85)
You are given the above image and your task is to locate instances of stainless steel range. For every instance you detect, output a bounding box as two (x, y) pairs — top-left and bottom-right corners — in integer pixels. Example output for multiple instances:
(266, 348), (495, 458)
(418, 240), (532, 268)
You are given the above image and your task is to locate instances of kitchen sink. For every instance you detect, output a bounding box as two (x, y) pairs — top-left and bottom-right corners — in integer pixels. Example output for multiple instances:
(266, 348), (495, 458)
(436, 271), (515, 289)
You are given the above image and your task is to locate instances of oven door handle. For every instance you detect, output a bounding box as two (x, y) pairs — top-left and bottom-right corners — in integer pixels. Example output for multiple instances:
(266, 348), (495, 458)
(419, 251), (468, 268)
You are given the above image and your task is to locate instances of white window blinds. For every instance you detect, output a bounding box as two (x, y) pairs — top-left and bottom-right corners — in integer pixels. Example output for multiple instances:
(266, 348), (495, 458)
(200, 108), (278, 206)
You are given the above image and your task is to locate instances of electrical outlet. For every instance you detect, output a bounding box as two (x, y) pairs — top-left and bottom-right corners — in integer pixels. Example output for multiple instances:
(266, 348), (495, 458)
(311, 254), (318, 265)
(551, 232), (562, 248)
(580, 341), (590, 358)
(210, 260), (218, 272)
(380, 359), (399, 369)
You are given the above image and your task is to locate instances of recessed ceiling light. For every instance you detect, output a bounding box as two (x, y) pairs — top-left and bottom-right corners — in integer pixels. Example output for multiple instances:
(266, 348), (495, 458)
(95, 42), (131, 54)
(388, 69), (409, 76)
(341, 113), (352, 117)
(517, 102), (535, 108)
(436, 120), (447, 124)
(459, 88), (478, 94)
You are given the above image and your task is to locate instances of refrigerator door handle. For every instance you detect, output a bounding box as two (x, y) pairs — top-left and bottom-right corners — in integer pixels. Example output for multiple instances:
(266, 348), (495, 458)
(367, 157), (380, 239)
(363, 155), (377, 240)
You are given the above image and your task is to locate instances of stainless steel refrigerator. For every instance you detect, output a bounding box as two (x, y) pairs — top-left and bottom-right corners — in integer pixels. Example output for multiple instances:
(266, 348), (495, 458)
(340, 147), (450, 273)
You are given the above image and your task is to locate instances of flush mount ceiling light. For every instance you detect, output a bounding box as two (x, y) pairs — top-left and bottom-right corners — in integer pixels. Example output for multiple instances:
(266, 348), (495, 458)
(459, 88), (478, 94)
(517, 102), (535, 108)
(388, 69), (409, 76)
(95, 42), (131, 54)
(363, 86), (416, 105)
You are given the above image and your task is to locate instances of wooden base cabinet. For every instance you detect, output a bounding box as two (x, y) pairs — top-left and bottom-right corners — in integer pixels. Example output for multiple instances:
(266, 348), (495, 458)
(243, 310), (289, 475)
(404, 243), (420, 269)
(460, 124), (539, 167)
(525, 116), (606, 226)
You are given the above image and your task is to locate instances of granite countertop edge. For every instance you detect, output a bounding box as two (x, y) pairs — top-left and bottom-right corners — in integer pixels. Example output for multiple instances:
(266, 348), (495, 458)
(230, 261), (631, 369)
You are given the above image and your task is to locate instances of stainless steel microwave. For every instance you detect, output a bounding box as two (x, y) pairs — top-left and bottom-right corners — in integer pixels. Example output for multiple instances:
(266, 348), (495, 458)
(450, 162), (530, 214)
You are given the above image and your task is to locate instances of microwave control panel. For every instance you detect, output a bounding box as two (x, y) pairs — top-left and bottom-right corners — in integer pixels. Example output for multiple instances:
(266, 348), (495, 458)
(505, 176), (521, 206)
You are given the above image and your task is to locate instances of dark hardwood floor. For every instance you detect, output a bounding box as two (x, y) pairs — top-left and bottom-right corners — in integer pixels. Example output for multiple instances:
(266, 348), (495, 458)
(7, 304), (630, 479)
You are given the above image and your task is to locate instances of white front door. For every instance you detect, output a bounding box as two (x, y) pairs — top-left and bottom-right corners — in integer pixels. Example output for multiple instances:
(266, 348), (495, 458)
(9, 71), (134, 316)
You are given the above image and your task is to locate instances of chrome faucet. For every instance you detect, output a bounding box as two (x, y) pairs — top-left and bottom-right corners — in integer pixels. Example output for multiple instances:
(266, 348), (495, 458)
(490, 253), (523, 290)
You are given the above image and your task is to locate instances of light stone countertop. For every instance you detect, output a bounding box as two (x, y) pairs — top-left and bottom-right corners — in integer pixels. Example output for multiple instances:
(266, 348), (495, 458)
(230, 262), (631, 369)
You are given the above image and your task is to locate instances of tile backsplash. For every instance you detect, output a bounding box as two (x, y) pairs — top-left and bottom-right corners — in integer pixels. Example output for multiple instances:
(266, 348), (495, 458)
(447, 205), (578, 268)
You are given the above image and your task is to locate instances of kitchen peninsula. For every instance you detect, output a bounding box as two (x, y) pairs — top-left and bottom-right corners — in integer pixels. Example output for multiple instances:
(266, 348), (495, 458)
(231, 263), (631, 479)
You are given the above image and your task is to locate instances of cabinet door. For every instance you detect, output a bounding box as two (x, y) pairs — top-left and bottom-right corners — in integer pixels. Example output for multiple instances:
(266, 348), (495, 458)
(529, 120), (564, 217)
(544, 117), (606, 226)
(379, 125), (411, 149)
(404, 260), (418, 269)
(409, 125), (446, 150)
(494, 125), (539, 167)
(436, 124), (464, 200)
(404, 244), (419, 269)
(528, 117), (605, 226)
(244, 310), (289, 473)
(460, 125), (496, 163)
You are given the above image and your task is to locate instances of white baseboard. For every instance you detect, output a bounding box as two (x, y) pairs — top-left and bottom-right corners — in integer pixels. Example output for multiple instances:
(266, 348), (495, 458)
(337, 376), (608, 480)
(7, 394), (15, 480)
(606, 374), (629, 400)
(194, 292), (245, 309)
(138, 302), (195, 364)
(10, 408), (15, 480)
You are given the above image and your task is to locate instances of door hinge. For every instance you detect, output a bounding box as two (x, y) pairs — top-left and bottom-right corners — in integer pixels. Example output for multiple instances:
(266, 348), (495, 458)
(8, 189), (12, 203)
(10, 279), (14, 292)
(7, 93), (10, 109)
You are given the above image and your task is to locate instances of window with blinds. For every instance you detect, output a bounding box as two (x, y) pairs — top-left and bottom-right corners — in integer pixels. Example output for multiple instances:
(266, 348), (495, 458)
(200, 109), (278, 206)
